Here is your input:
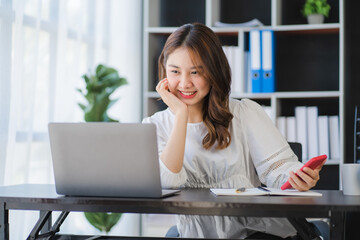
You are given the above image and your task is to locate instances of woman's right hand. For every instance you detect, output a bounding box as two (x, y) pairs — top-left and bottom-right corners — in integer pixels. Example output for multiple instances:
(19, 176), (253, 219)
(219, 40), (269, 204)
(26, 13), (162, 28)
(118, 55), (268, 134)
(157, 78), (188, 173)
(156, 78), (188, 116)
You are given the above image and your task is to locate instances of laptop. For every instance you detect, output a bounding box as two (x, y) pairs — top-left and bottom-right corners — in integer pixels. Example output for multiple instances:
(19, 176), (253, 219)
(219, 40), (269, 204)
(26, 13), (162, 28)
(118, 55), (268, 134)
(48, 122), (180, 198)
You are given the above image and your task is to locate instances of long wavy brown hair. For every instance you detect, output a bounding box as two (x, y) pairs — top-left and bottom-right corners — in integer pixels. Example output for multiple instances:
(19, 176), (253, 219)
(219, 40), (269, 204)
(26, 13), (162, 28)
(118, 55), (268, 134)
(158, 23), (233, 150)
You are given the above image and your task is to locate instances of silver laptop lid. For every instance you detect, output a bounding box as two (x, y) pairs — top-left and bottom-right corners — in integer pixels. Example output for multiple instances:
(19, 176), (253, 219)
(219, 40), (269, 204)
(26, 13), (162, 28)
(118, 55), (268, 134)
(48, 122), (163, 198)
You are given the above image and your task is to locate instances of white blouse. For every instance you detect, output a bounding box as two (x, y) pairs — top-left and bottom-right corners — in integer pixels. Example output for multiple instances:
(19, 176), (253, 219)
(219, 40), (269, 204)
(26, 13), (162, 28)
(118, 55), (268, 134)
(142, 98), (303, 238)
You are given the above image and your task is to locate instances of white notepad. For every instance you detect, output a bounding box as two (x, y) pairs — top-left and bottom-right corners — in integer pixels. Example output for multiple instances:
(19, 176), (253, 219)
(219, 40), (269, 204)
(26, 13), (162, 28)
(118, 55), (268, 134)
(210, 187), (322, 197)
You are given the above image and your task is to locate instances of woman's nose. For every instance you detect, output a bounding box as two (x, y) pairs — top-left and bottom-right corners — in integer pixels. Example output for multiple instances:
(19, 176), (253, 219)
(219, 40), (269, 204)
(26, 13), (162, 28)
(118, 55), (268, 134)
(179, 75), (192, 89)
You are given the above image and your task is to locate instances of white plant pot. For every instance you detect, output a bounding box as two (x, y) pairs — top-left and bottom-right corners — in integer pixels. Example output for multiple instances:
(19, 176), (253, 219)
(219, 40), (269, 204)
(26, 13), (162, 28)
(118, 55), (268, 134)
(307, 14), (324, 24)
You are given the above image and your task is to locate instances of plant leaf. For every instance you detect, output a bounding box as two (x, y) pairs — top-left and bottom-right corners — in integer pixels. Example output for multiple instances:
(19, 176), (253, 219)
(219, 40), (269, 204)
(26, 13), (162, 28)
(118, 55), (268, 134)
(84, 212), (104, 232)
(78, 103), (86, 111)
(82, 74), (91, 84)
(95, 64), (106, 77)
(84, 212), (121, 233)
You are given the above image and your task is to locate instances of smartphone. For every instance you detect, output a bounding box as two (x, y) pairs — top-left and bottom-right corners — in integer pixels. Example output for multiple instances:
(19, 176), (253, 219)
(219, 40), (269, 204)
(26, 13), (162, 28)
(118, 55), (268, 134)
(281, 154), (327, 190)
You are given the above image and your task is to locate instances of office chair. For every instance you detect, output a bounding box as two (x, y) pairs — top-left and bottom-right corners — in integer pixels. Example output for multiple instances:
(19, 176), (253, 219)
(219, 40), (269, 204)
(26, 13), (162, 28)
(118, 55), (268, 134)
(288, 142), (302, 162)
(165, 142), (327, 240)
(284, 142), (328, 240)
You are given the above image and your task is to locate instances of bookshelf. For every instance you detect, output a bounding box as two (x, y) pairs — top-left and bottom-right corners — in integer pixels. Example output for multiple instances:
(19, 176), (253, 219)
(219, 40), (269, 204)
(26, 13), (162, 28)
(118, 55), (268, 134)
(142, 0), (343, 189)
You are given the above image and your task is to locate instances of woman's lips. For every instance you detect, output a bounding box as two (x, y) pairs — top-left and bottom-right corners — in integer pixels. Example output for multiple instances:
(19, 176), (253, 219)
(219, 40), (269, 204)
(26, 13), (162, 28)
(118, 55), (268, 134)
(179, 91), (197, 99)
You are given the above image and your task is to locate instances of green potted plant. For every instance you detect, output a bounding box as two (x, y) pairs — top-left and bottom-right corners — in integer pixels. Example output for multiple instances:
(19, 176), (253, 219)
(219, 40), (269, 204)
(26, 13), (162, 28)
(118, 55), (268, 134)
(302, 0), (331, 24)
(77, 63), (127, 234)
(78, 64), (127, 122)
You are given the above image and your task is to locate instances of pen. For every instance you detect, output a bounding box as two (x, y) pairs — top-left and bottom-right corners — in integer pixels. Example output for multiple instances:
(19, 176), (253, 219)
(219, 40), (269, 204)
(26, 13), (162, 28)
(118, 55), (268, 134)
(257, 186), (270, 192)
(235, 187), (246, 193)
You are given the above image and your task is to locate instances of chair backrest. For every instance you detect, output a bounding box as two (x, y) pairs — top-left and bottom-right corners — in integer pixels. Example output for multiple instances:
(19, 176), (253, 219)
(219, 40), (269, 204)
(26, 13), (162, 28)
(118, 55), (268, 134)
(288, 142), (302, 162)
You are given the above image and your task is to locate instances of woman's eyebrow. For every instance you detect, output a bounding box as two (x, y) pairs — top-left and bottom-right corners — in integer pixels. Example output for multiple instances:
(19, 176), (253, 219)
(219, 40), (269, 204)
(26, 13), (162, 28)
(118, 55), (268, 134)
(167, 64), (179, 68)
(191, 66), (203, 70)
(167, 64), (203, 69)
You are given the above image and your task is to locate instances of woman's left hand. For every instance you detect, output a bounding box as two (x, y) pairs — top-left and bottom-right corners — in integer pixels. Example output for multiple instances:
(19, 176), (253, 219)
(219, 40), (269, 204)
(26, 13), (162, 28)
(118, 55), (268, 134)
(287, 161), (325, 191)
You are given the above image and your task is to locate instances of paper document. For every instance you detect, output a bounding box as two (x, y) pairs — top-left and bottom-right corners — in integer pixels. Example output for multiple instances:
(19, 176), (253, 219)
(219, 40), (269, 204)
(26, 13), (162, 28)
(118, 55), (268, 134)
(214, 19), (264, 27)
(210, 187), (322, 197)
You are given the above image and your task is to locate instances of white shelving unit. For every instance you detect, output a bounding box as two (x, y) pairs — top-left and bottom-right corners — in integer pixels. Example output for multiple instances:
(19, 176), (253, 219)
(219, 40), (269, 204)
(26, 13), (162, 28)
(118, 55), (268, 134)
(141, 0), (344, 236)
(144, 0), (344, 162)
(143, 0), (344, 164)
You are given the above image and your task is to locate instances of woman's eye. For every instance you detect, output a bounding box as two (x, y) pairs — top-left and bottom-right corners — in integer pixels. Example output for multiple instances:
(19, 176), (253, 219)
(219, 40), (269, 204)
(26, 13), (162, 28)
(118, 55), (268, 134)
(191, 71), (198, 75)
(171, 70), (178, 74)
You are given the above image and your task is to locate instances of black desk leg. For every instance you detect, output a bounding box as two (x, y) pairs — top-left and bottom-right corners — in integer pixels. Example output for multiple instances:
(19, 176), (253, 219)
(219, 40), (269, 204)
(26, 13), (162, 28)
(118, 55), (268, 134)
(27, 211), (52, 240)
(330, 211), (345, 240)
(49, 211), (69, 235)
(27, 211), (69, 240)
(39, 211), (52, 234)
(0, 202), (9, 240)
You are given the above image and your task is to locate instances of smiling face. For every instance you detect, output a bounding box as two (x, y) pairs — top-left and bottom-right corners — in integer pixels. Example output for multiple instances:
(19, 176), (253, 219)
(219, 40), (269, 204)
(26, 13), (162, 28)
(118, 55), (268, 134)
(166, 47), (211, 110)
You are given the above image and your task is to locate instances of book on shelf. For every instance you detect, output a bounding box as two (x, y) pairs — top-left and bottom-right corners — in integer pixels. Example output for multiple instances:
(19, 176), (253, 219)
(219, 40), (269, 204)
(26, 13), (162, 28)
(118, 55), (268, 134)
(295, 106), (308, 161)
(244, 51), (251, 93)
(223, 46), (244, 94)
(318, 116), (330, 159)
(286, 116), (297, 143)
(249, 30), (262, 93)
(261, 30), (275, 93)
(233, 47), (243, 94)
(276, 116), (287, 138)
(223, 46), (233, 90)
(210, 187), (322, 197)
(329, 115), (340, 160)
(307, 106), (319, 160)
(249, 30), (276, 93)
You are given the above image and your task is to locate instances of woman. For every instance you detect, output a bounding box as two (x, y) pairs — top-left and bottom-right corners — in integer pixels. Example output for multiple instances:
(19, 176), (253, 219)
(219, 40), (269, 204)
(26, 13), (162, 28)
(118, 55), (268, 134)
(142, 23), (324, 239)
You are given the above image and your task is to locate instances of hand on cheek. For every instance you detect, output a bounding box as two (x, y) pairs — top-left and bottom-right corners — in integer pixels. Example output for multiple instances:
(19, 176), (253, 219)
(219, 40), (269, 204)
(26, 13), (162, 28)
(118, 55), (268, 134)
(156, 78), (187, 115)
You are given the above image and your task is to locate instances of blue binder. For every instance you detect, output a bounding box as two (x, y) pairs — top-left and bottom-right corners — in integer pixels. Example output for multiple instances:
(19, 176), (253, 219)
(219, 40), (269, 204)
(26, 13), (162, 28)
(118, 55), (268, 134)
(261, 30), (275, 93)
(249, 30), (262, 93)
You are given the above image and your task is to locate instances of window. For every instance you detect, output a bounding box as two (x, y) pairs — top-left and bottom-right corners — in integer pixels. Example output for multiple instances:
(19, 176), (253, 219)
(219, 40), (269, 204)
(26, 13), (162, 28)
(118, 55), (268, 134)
(0, 0), (142, 237)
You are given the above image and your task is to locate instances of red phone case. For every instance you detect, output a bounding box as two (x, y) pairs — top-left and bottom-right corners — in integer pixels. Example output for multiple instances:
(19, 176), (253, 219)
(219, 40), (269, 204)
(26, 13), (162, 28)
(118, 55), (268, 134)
(281, 154), (327, 190)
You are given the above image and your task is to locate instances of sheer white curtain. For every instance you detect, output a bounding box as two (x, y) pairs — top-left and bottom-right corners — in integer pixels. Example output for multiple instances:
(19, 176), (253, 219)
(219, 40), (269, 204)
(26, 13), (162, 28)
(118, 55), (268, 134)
(0, 0), (142, 238)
